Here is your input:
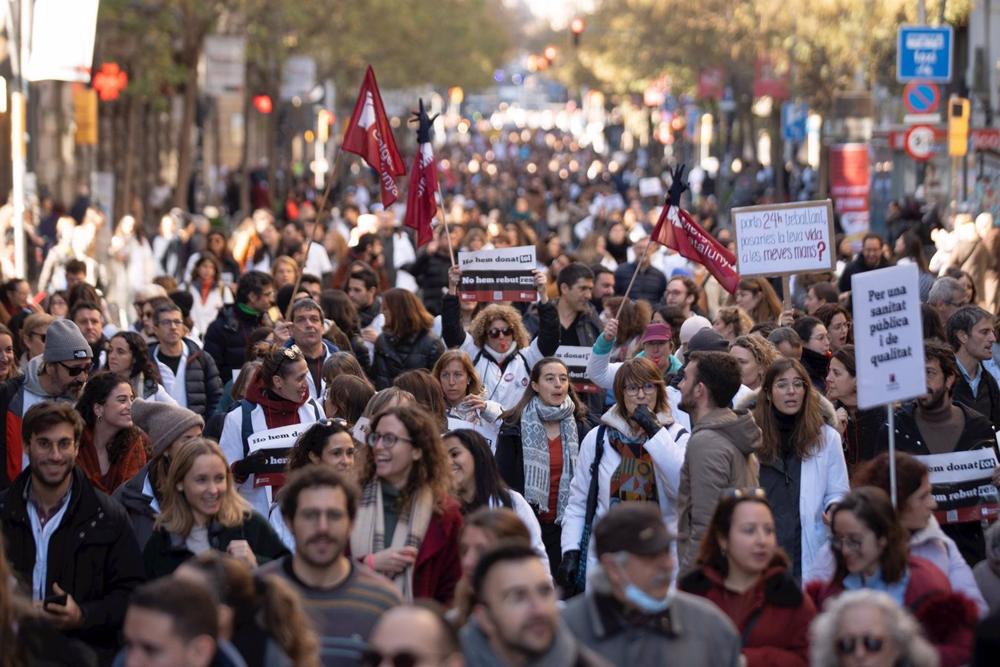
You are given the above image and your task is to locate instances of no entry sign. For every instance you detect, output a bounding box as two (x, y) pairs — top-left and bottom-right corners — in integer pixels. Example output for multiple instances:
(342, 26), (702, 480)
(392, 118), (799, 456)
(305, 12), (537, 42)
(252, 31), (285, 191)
(904, 124), (935, 161)
(902, 82), (940, 114)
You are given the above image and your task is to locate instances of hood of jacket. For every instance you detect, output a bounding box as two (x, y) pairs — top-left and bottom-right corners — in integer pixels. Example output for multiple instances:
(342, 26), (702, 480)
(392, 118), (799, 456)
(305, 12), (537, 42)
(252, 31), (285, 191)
(692, 408), (762, 457)
(909, 515), (950, 549)
(116, 465), (156, 517)
(22, 356), (56, 398)
(245, 374), (306, 418)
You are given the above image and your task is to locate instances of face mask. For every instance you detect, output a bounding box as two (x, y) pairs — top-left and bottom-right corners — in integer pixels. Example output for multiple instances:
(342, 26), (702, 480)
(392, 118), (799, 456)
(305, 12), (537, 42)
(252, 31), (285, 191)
(623, 582), (673, 615)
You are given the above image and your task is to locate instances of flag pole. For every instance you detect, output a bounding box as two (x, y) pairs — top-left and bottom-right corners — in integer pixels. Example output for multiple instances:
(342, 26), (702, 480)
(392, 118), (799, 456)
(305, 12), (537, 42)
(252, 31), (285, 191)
(615, 237), (653, 320)
(285, 148), (345, 321)
(436, 181), (456, 267)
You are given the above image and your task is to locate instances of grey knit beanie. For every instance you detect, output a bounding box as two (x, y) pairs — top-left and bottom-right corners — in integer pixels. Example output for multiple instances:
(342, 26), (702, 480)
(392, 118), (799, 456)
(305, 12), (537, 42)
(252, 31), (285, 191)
(42, 319), (92, 362)
(131, 399), (205, 458)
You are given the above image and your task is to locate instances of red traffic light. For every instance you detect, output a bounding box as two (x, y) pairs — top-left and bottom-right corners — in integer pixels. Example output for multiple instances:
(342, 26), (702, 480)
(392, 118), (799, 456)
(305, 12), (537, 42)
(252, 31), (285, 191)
(570, 18), (585, 35)
(253, 94), (273, 114)
(93, 62), (128, 101)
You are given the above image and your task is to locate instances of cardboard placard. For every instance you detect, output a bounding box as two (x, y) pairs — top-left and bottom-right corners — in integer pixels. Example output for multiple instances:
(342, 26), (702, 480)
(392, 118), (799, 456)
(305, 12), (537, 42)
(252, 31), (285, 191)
(914, 449), (1000, 524)
(245, 423), (308, 475)
(732, 199), (836, 277)
(447, 416), (497, 451)
(555, 346), (600, 394)
(852, 264), (926, 409)
(458, 246), (538, 303)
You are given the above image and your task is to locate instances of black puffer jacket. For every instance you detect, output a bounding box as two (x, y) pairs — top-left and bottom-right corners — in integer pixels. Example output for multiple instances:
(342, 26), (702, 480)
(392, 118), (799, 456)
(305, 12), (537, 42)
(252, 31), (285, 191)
(151, 338), (223, 417)
(203, 304), (267, 382)
(404, 249), (453, 316)
(0, 467), (145, 659)
(371, 329), (445, 389)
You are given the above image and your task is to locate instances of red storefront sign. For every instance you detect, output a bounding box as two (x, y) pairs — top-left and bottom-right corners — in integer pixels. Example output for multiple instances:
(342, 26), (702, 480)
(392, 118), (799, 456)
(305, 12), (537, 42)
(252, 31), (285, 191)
(829, 143), (870, 236)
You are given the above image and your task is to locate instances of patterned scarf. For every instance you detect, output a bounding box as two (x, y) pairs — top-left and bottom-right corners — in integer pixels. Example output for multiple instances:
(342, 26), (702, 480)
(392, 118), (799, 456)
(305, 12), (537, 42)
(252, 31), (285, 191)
(521, 396), (579, 523)
(350, 480), (434, 602)
(607, 427), (658, 503)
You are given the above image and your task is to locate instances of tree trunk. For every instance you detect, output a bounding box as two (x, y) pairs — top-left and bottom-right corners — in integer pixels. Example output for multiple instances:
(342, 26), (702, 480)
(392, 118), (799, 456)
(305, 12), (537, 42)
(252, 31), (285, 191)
(174, 55), (199, 210)
(121, 95), (139, 221)
(239, 60), (252, 216)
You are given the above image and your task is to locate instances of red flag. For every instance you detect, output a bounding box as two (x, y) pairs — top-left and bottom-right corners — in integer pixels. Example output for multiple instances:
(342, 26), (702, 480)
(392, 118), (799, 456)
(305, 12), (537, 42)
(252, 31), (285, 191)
(652, 203), (741, 294)
(404, 142), (438, 247)
(342, 66), (406, 207)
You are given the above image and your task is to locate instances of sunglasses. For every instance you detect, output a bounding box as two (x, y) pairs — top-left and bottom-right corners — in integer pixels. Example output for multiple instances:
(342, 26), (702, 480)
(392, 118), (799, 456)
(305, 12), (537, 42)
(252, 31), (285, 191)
(487, 327), (513, 339)
(723, 487), (768, 501)
(835, 635), (885, 655)
(57, 361), (89, 377)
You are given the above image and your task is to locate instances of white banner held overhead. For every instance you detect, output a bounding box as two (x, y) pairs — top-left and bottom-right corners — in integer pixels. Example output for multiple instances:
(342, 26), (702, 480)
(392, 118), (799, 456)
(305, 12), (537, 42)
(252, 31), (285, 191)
(732, 199), (836, 277)
(26, 0), (99, 83)
(201, 35), (247, 96)
(852, 264), (926, 409)
(458, 245), (537, 303)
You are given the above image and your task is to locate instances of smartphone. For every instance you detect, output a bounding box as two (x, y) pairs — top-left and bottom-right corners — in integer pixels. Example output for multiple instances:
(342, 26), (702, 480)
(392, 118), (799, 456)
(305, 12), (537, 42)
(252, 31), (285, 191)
(44, 593), (67, 608)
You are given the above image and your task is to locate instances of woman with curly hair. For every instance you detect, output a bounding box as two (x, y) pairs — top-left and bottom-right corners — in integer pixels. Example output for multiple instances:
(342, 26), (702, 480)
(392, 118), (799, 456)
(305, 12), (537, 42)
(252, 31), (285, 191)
(440, 267), (546, 411)
(730, 334), (780, 391)
(350, 405), (462, 604)
(75, 371), (149, 493)
(106, 330), (175, 403)
(370, 288), (445, 390)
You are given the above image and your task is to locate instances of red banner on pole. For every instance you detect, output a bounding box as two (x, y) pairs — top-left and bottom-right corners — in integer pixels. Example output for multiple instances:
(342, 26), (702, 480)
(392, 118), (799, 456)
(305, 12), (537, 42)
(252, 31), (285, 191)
(652, 203), (740, 294)
(342, 66), (406, 208)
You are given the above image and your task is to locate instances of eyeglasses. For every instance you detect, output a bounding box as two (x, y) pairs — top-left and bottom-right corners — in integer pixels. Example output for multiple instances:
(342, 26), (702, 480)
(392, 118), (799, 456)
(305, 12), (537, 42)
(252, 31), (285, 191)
(774, 380), (806, 391)
(367, 432), (412, 448)
(624, 382), (658, 397)
(830, 535), (866, 552)
(28, 331), (46, 343)
(835, 635), (885, 655)
(360, 649), (432, 667)
(723, 487), (768, 501)
(157, 318), (184, 328)
(57, 361), (89, 377)
(487, 327), (513, 339)
(316, 417), (350, 428)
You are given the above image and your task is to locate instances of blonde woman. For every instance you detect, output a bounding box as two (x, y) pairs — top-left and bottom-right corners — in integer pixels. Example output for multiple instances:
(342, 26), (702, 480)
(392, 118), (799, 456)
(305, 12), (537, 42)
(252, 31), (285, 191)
(143, 438), (287, 578)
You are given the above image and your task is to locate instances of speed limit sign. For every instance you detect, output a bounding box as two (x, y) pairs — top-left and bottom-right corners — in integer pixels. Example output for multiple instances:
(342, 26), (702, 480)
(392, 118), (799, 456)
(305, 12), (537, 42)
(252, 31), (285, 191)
(904, 124), (935, 161)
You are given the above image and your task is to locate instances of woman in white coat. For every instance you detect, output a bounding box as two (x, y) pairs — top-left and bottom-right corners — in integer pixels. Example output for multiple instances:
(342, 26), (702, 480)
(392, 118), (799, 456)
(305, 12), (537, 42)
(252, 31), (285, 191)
(557, 356), (689, 597)
(219, 344), (325, 516)
(751, 357), (849, 583)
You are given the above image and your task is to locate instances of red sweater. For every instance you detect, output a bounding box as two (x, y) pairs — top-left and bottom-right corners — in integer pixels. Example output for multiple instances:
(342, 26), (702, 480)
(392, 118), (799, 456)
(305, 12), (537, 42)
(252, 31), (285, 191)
(680, 562), (814, 667)
(411, 497), (463, 606)
(806, 556), (977, 667)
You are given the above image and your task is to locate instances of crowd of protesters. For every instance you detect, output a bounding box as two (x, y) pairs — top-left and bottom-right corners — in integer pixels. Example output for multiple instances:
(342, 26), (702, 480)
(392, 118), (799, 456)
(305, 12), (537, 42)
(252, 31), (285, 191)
(0, 127), (999, 667)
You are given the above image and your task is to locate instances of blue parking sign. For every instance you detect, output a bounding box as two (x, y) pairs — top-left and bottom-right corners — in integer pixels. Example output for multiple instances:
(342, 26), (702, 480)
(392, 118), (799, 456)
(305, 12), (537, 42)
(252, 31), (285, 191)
(897, 25), (953, 82)
(781, 102), (808, 143)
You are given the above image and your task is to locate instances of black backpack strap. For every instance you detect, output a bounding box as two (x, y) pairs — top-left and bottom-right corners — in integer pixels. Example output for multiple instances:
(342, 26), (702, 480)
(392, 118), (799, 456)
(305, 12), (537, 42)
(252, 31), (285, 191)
(741, 606), (765, 646)
(240, 400), (254, 457)
(574, 425), (607, 590)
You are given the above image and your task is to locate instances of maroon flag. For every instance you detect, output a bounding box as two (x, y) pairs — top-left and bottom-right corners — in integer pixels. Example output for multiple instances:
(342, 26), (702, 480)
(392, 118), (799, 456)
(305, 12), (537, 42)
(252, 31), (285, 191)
(342, 66), (406, 207)
(404, 100), (439, 247)
(652, 202), (741, 294)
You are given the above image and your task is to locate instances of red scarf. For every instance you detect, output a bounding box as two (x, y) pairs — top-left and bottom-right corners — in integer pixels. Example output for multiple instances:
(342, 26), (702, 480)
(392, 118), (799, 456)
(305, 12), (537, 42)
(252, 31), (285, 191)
(78, 428), (148, 495)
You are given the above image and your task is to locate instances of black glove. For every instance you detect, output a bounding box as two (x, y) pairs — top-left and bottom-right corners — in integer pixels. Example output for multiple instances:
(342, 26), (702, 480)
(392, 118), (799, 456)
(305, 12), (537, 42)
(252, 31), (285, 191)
(557, 550), (581, 596)
(410, 98), (439, 144)
(667, 163), (689, 207)
(231, 449), (268, 484)
(632, 404), (661, 438)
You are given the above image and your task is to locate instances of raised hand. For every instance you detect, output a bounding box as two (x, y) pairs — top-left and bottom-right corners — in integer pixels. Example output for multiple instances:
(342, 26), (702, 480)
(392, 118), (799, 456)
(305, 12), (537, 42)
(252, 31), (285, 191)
(410, 98), (439, 144)
(667, 164), (689, 207)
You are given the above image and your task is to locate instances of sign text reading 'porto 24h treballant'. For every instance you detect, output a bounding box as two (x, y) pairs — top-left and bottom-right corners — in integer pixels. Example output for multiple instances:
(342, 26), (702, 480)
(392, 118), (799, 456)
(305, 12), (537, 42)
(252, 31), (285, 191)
(732, 200), (835, 277)
(852, 264), (926, 410)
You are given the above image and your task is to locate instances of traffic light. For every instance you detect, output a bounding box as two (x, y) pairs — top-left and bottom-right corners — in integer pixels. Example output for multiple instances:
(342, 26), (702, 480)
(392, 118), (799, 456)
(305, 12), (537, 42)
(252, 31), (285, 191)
(252, 94), (273, 114)
(570, 18), (585, 47)
(317, 109), (334, 143)
(948, 96), (969, 157)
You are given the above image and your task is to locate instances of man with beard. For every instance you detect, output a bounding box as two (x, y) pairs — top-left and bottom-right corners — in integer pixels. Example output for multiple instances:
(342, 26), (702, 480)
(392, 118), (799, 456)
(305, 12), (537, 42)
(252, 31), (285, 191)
(879, 340), (1000, 565)
(70, 301), (108, 373)
(948, 305), (1000, 431)
(461, 542), (611, 667)
(0, 319), (93, 489)
(675, 351), (762, 574)
(259, 466), (400, 666)
(591, 266), (616, 314)
(0, 401), (144, 662)
(562, 503), (741, 667)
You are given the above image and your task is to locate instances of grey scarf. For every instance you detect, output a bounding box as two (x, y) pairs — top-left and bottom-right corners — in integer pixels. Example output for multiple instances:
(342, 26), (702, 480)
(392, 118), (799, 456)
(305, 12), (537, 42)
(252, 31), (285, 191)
(521, 396), (579, 522)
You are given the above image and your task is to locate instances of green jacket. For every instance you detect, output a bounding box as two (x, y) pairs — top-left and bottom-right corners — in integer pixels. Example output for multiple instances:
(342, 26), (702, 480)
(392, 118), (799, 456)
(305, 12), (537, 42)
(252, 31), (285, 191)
(143, 510), (288, 578)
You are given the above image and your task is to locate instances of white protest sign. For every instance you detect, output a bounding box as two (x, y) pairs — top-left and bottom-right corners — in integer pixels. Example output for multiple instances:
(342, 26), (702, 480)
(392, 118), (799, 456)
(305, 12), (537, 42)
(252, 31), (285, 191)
(458, 245), (538, 303)
(246, 422), (308, 475)
(732, 199), (835, 277)
(447, 416), (498, 453)
(914, 449), (1000, 524)
(555, 346), (600, 394)
(852, 264), (926, 409)
(638, 177), (664, 198)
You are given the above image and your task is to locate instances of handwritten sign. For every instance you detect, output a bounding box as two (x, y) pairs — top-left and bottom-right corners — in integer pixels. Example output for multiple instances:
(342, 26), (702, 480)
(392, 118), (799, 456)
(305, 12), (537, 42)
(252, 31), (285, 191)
(914, 449), (1000, 524)
(852, 264), (926, 409)
(732, 200), (835, 277)
(458, 246), (538, 303)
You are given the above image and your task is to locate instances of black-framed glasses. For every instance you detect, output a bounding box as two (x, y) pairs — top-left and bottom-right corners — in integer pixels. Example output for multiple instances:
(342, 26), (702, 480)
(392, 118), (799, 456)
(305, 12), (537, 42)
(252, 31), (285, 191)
(723, 487), (768, 501)
(624, 382), (658, 397)
(835, 635), (885, 655)
(367, 432), (412, 448)
(487, 327), (513, 339)
(360, 649), (423, 667)
(28, 331), (46, 343)
(57, 361), (89, 377)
